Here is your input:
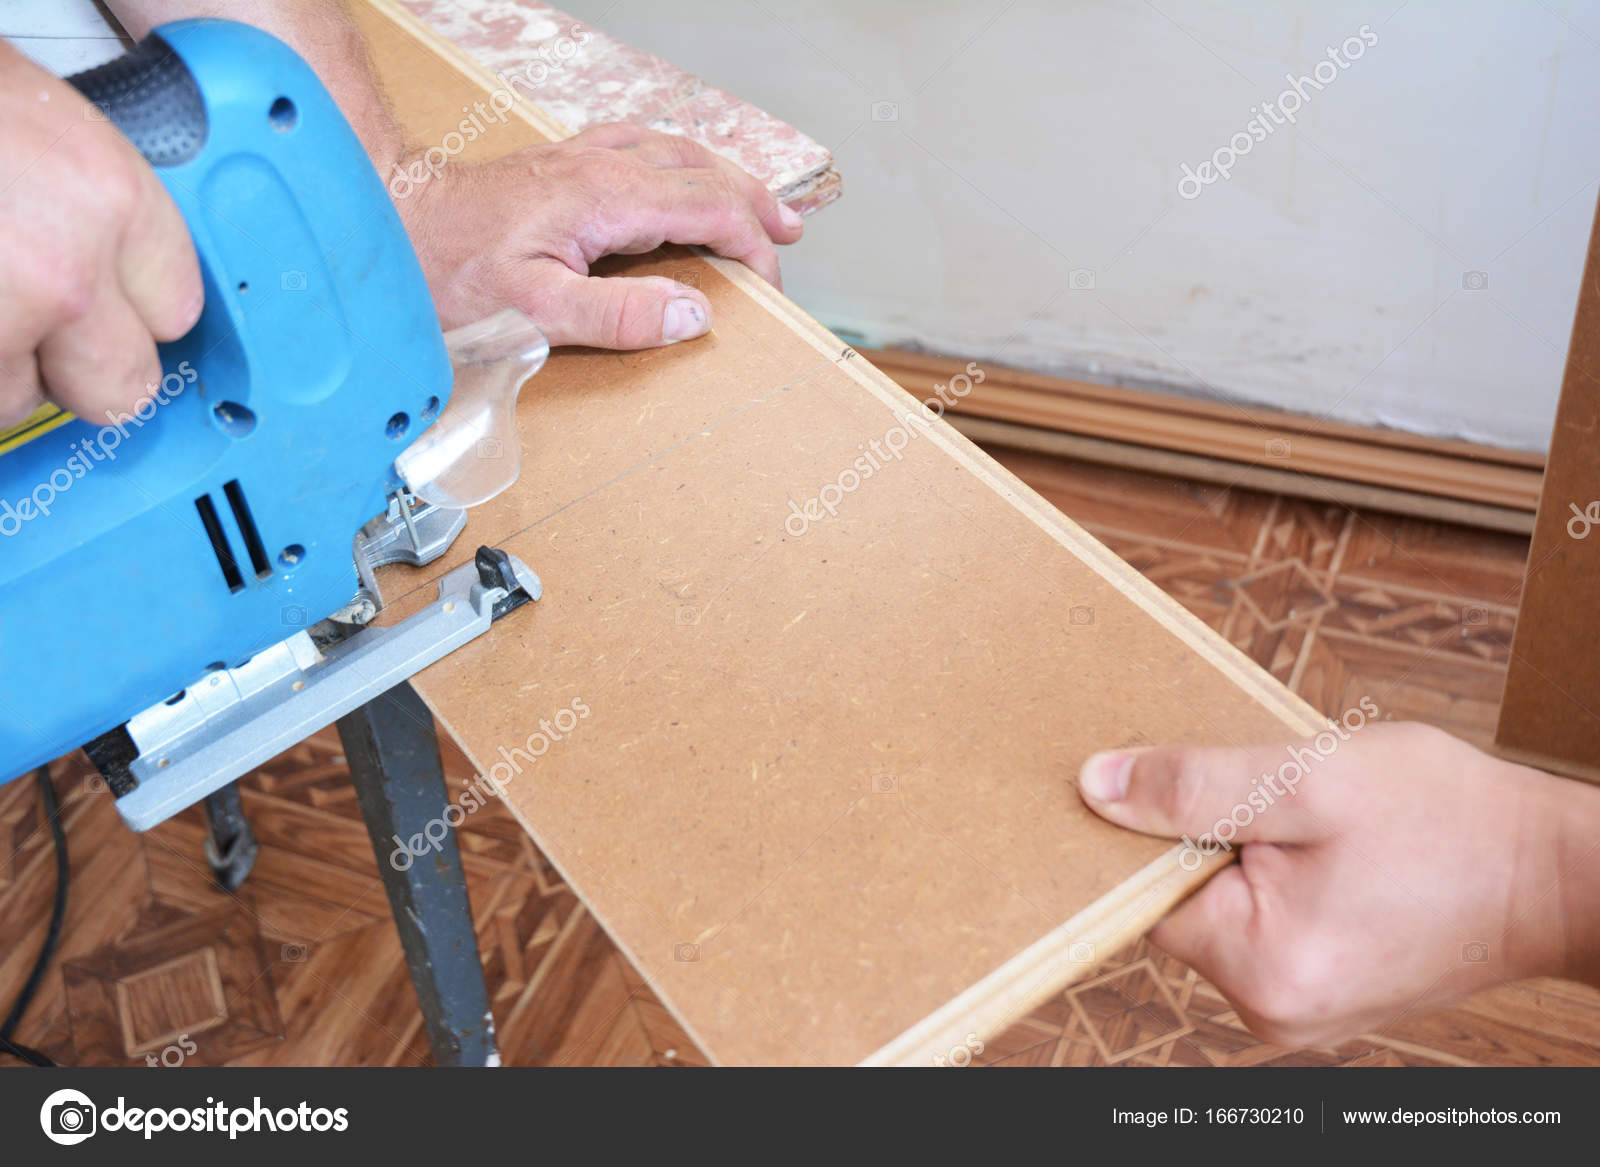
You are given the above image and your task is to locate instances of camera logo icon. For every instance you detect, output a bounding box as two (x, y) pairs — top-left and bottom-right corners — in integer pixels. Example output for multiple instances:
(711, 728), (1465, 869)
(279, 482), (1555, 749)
(1069, 268), (1096, 290)
(871, 101), (898, 122)
(476, 438), (504, 460)
(673, 942), (700, 963)
(1069, 605), (1095, 626)
(281, 605), (307, 627)
(1462, 940), (1490, 963)
(40, 1088), (97, 1145)
(1461, 270), (1488, 291)
(281, 269), (308, 292)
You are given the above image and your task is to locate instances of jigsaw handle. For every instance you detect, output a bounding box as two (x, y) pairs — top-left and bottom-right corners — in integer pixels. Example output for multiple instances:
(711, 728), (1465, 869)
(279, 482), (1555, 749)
(67, 33), (209, 168)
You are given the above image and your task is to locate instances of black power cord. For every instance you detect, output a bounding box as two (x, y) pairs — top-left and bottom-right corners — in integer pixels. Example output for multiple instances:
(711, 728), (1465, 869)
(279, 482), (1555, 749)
(0, 766), (69, 1066)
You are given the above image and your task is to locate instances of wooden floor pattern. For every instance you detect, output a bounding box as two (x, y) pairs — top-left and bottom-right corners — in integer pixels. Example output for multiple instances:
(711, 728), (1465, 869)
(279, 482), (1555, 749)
(4, 446), (1598, 1067)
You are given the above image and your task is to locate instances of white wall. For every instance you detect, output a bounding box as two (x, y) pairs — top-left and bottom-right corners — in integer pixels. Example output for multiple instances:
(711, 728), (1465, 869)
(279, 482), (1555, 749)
(0, 0), (124, 72)
(565, 0), (1600, 451)
(14, 0), (1594, 450)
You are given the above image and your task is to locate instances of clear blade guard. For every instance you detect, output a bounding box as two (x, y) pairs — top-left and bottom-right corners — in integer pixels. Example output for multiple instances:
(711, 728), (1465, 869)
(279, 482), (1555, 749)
(395, 308), (549, 508)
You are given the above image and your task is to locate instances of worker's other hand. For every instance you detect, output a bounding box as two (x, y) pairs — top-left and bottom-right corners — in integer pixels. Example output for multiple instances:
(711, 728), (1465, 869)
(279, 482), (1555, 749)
(394, 123), (804, 348)
(1076, 722), (1599, 1048)
(0, 42), (202, 429)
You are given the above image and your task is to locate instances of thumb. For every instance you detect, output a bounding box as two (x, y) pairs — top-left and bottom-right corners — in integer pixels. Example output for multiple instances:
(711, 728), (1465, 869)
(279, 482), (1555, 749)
(526, 267), (713, 349)
(1077, 741), (1334, 846)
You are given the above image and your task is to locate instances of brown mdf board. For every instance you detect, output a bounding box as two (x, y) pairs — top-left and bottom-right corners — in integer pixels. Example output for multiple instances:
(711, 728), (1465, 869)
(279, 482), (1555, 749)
(1497, 194), (1600, 785)
(355, 0), (1324, 1064)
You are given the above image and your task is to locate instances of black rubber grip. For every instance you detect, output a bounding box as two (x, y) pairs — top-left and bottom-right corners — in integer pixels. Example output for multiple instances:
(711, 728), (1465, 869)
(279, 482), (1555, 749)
(66, 33), (207, 167)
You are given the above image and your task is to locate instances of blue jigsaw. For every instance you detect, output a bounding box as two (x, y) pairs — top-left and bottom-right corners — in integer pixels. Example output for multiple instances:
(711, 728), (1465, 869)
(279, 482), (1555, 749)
(0, 20), (544, 828)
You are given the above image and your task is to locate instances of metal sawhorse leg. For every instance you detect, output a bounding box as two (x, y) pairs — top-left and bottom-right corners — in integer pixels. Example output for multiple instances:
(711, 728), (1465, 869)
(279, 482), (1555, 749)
(129, 545), (536, 1065)
(333, 680), (497, 1066)
(200, 681), (497, 1065)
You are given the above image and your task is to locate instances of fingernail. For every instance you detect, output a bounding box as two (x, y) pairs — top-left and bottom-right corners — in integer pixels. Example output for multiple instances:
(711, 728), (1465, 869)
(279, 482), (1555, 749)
(779, 203), (803, 231)
(663, 298), (709, 342)
(1079, 751), (1133, 803)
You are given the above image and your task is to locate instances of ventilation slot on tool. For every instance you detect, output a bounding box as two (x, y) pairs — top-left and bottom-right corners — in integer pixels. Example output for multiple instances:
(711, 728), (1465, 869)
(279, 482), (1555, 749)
(195, 493), (243, 592)
(223, 480), (273, 581)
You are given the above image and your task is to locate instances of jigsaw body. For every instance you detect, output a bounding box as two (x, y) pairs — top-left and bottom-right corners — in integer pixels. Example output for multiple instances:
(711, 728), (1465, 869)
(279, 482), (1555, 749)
(0, 21), (542, 827)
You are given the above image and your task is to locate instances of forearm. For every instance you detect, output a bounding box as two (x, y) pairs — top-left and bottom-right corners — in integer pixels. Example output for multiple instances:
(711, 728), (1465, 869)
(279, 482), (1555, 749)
(103, 0), (404, 171)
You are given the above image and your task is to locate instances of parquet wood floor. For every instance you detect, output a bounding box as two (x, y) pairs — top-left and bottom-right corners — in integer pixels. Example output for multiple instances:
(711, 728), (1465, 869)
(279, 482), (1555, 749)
(4, 446), (1596, 1066)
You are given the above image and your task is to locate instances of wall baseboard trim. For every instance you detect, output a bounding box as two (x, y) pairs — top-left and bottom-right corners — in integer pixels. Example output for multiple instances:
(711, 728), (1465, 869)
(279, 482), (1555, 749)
(863, 348), (1542, 534)
(951, 416), (1535, 535)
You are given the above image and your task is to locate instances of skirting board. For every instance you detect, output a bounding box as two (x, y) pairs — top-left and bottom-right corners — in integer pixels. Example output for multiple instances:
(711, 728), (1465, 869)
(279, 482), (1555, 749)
(359, 0), (1325, 1066)
(863, 348), (1544, 535)
(949, 415), (1536, 536)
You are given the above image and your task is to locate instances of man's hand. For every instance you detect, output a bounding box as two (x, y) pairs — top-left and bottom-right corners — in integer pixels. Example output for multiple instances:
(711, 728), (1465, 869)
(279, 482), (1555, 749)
(0, 41), (202, 428)
(105, 4), (804, 352)
(396, 123), (805, 348)
(1076, 723), (1600, 1047)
